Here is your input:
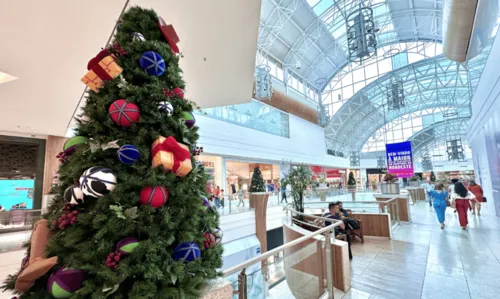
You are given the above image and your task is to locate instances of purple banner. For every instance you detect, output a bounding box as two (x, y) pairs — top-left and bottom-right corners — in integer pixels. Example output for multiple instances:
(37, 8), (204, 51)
(386, 141), (414, 178)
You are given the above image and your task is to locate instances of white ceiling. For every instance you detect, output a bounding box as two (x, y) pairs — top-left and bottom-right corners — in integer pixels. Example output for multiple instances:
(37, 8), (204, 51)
(0, 0), (261, 136)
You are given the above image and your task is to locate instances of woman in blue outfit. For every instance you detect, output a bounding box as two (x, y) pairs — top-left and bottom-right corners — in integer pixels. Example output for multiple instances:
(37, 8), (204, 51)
(430, 183), (448, 229)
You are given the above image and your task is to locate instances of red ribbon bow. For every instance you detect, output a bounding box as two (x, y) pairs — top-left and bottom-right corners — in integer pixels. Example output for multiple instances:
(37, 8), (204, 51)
(158, 17), (180, 54)
(152, 136), (190, 172)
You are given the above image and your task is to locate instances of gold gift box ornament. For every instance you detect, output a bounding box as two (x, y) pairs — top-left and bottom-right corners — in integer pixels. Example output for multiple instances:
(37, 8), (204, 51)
(81, 49), (123, 93)
(152, 136), (192, 177)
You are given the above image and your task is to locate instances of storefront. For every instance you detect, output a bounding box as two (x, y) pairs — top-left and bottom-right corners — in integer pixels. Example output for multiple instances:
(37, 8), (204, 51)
(195, 155), (281, 197)
(226, 161), (280, 195)
(310, 165), (346, 187)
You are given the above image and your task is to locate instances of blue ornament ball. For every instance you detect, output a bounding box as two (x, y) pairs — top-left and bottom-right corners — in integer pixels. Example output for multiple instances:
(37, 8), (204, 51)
(173, 242), (201, 263)
(140, 51), (166, 76)
(117, 144), (140, 165)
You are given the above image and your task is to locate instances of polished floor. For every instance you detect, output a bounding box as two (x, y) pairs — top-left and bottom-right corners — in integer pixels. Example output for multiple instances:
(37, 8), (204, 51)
(342, 202), (500, 299)
(1, 201), (500, 299)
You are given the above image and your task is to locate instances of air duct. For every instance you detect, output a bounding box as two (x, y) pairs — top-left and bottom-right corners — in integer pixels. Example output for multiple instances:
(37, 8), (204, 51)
(443, 0), (498, 63)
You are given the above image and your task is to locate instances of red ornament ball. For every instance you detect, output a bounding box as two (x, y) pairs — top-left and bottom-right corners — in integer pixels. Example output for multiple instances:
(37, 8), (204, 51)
(203, 232), (216, 249)
(108, 99), (140, 127)
(139, 186), (168, 208)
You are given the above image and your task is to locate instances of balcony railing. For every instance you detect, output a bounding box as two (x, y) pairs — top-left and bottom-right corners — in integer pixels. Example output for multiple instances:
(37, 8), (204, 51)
(195, 100), (290, 138)
(222, 207), (343, 298)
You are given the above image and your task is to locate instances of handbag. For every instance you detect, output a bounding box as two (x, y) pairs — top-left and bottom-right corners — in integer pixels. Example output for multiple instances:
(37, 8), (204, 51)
(450, 200), (456, 209)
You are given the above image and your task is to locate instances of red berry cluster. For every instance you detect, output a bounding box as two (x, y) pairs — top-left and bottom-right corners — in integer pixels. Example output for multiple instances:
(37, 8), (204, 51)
(192, 145), (203, 156)
(52, 204), (78, 230)
(162, 87), (184, 99)
(56, 151), (68, 163)
(203, 232), (216, 249)
(112, 42), (128, 56)
(105, 251), (122, 270)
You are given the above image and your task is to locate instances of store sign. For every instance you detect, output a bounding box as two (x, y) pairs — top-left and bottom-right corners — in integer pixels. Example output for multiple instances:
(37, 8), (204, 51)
(386, 141), (414, 178)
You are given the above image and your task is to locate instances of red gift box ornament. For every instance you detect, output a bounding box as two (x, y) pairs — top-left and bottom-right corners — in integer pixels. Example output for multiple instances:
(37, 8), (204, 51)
(152, 136), (192, 177)
(81, 49), (123, 92)
(158, 17), (180, 54)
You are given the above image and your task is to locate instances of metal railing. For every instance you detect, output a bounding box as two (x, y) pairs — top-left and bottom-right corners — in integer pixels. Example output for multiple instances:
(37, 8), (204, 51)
(303, 195), (402, 231)
(214, 188), (379, 216)
(222, 207), (343, 299)
(0, 209), (42, 252)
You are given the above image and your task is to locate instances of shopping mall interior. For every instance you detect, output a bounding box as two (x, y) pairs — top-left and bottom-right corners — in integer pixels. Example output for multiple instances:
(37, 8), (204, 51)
(1, 0), (500, 298)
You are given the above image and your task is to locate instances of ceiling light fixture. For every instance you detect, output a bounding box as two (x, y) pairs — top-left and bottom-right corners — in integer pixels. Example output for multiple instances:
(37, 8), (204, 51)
(0, 71), (18, 84)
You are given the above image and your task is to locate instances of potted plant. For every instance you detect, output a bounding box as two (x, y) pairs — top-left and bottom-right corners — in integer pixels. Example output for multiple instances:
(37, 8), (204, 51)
(381, 172), (400, 194)
(287, 165), (312, 222)
(347, 171), (357, 201)
(409, 175), (420, 187)
(249, 167), (268, 209)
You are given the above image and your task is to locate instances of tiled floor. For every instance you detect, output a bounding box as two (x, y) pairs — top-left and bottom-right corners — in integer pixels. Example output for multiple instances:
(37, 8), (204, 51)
(335, 202), (500, 299)
(2, 201), (500, 299)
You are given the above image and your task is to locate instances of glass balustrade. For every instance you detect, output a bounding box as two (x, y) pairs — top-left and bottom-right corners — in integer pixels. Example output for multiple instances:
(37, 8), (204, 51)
(195, 100), (290, 138)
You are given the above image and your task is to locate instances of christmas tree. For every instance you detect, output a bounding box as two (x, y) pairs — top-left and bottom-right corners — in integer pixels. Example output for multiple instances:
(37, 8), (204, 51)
(430, 171), (436, 182)
(347, 172), (356, 186)
(2, 7), (222, 299)
(249, 167), (266, 193)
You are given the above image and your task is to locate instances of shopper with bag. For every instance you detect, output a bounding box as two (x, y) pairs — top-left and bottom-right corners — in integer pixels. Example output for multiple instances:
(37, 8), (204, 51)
(450, 182), (476, 230)
(468, 180), (484, 216)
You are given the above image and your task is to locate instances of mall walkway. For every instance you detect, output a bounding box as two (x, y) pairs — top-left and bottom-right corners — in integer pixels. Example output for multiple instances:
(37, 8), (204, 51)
(342, 203), (500, 299)
(2, 202), (500, 299)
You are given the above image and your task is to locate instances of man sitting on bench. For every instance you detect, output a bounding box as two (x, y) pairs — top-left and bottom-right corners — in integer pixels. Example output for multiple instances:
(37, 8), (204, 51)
(323, 202), (353, 260)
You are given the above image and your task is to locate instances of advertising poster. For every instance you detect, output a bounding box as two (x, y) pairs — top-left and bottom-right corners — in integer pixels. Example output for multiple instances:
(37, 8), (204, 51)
(386, 141), (414, 178)
(0, 180), (35, 211)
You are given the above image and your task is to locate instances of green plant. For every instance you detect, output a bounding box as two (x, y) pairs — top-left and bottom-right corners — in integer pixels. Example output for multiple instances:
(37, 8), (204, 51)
(410, 175), (420, 182)
(347, 172), (356, 186)
(249, 167), (266, 192)
(383, 173), (398, 183)
(2, 7), (222, 298)
(287, 165), (312, 220)
(430, 171), (436, 182)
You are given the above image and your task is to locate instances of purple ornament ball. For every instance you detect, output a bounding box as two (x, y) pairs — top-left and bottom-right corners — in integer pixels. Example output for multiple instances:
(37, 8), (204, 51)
(47, 268), (87, 298)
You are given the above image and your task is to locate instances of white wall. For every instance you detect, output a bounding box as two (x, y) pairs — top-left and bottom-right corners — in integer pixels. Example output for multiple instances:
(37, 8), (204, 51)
(197, 113), (350, 168)
(467, 29), (500, 216)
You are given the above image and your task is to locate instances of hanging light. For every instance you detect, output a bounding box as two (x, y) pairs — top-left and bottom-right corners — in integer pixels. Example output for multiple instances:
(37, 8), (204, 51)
(422, 156), (433, 171)
(350, 151), (360, 167)
(386, 76), (405, 110)
(377, 155), (386, 169)
(254, 65), (273, 100)
(446, 138), (466, 161)
(346, 6), (377, 63)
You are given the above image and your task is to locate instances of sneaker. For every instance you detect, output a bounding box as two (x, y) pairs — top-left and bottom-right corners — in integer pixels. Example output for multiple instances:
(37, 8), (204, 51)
(440, 223), (444, 229)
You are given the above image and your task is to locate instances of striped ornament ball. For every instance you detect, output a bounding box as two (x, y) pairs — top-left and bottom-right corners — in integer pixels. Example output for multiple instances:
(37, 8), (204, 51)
(139, 186), (168, 208)
(117, 144), (140, 165)
(173, 242), (201, 263)
(108, 99), (140, 127)
(158, 101), (174, 116)
(79, 167), (117, 198)
(139, 51), (166, 76)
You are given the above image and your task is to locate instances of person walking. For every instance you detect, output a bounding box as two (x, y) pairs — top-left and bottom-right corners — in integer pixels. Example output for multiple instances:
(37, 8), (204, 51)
(448, 178), (459, 213)
(430, 184), (448, 229)
(451, 182), (476, 230)
(468, 180), (484, 215)
(423, 180), (435, 207)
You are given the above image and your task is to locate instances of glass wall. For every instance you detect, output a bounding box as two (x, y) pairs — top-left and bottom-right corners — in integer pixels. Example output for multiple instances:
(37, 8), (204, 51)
(197, 100), (290, 138)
